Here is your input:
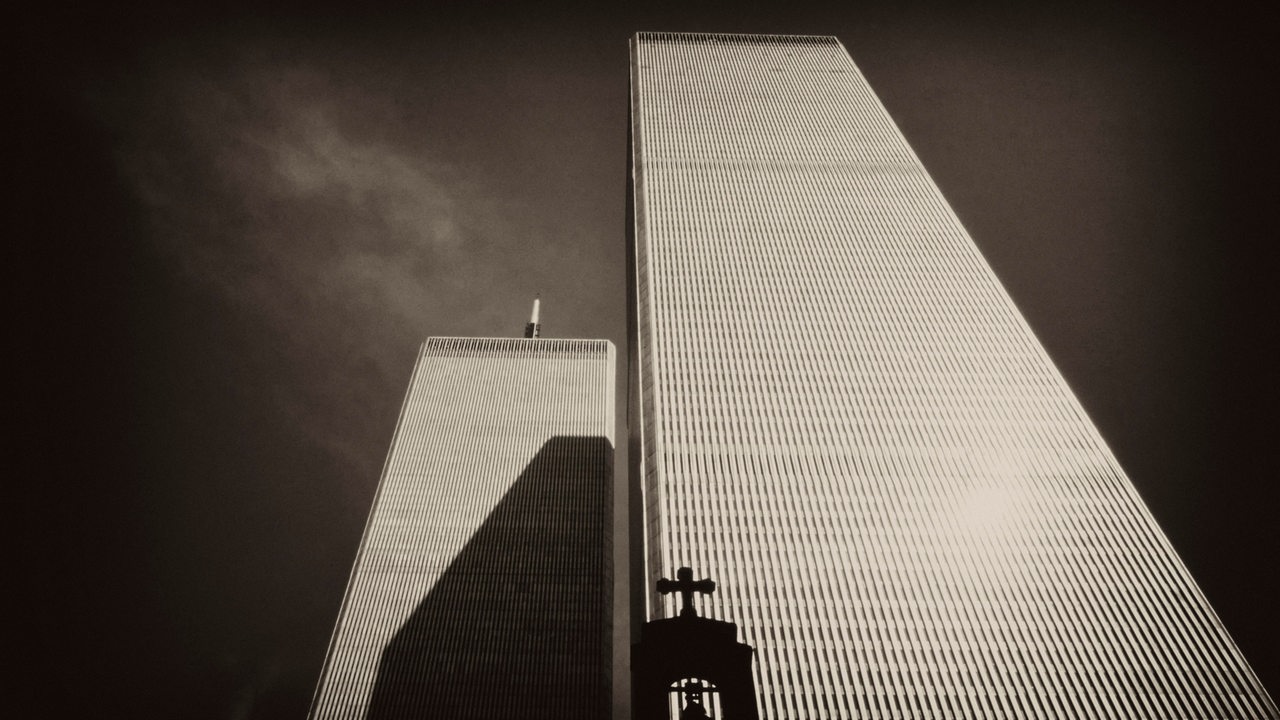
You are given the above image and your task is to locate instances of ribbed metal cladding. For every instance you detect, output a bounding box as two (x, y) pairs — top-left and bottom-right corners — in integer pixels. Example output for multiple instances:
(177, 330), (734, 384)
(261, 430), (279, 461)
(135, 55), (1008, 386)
(309, 337), (615, 719)
(628, 32), (1277, 719)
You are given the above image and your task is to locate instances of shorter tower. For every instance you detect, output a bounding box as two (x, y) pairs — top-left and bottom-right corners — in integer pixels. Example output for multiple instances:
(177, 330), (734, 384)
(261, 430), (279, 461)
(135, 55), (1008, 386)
(309, 335), (615, 719)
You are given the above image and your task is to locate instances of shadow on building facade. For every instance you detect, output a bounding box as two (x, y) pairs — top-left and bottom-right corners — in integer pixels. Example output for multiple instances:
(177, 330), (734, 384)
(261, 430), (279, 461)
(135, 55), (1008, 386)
(366, 435), (612, 720)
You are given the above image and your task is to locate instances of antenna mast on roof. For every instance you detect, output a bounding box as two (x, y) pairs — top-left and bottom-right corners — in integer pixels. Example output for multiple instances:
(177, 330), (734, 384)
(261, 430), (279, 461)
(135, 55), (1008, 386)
(523, 296), (541, 339)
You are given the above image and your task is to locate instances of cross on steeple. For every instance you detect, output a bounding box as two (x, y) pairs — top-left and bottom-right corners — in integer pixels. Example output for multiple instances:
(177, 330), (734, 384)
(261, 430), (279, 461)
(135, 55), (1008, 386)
(657, 566), (716, 618)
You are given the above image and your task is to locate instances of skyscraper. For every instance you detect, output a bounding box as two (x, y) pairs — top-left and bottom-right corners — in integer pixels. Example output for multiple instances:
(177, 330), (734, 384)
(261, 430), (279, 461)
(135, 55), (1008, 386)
(308, 336), (615, 719)
(627, 32), (1277, 719)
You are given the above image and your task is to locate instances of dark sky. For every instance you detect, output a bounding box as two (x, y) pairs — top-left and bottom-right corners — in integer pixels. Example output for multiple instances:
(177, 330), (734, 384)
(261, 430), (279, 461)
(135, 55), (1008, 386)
(14, 2), (1278, 717)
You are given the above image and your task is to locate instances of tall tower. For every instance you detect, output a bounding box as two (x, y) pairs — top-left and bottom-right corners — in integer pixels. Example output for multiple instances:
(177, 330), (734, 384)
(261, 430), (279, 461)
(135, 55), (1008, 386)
(627, 32), (1277, 719)
(309, 336), (615, 719)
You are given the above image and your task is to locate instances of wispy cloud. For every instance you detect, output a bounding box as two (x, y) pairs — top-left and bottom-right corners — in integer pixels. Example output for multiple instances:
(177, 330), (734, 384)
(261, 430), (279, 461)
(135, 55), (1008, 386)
(105, 47), (525, 478)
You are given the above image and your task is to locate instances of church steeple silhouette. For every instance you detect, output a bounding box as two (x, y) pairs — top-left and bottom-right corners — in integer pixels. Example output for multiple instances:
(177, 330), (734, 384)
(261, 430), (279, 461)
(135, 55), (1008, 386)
(632, 567), (759, 720)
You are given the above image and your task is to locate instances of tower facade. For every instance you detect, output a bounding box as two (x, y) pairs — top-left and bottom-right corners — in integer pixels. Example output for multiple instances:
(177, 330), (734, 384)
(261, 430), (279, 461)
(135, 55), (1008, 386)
(309, 337), (615, 719)
(627, 32), (1277, 719)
